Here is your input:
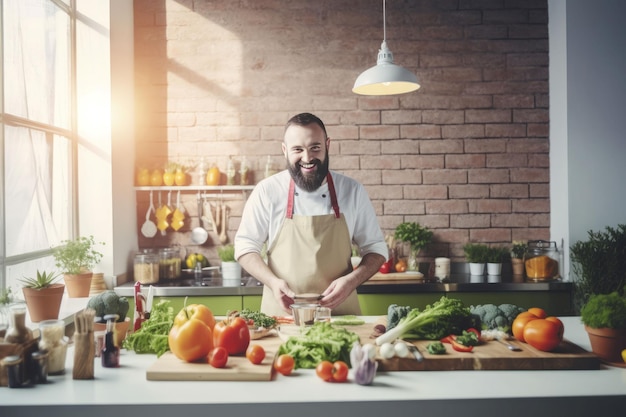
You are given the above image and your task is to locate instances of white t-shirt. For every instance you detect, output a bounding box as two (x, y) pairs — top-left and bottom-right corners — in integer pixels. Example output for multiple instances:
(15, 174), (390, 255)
(234, 170), (388, 260)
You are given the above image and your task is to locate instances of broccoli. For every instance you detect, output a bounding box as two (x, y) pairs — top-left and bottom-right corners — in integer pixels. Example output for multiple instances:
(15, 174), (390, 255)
(87, 290), (129, 323)
(386, 304), (413, 330)
(470, 303), (526, 334)
(377, 296), (475, 344)
(426, 341), (447, 355)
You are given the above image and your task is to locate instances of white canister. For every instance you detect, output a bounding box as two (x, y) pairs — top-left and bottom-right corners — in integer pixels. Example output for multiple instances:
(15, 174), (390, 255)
(434, 257), (451, 279)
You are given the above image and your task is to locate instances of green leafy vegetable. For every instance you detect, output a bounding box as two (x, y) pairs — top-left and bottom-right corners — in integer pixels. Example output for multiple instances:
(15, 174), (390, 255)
(277, 322), (360, 369)
(470, 303), (526, 333)
(455, 330), (480, 346)
(238, 308), (277, 329)
(331, 315), (365, 326)
(387, 304), (412, 330)
(426, 341), (446, 355)
(122, 299), (175, 357)
(376, 296), (475, 344)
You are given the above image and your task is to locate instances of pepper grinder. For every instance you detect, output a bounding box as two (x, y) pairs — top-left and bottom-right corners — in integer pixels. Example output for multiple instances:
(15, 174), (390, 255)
(101, 314), (120, 368)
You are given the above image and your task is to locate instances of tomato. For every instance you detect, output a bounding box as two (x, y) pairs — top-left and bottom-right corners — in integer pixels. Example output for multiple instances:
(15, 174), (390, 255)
(246, 344), (266, 365)
(136, 168), (150, 186)
(206, 166), (221, 186)
(150, 169), (163, 186)
(523, 318), (563, 352)
(209, 346), (229, 368)
(274, 354), (295, 376)
(395, 260), (407, 273)
(379, 262), (391, 274)
(174, 168), (187, 186)
(512, 312), (540, 342)
(527, 307), (548, 319)
(332, 361), (349, 382)
(168, 318), (213, 362)
(163, 170), (175, 186)
(213, 315), (251, 355)
(545, 316), (564, 339)
(315, 360), (334, 381)
(174, 304), (216, 331)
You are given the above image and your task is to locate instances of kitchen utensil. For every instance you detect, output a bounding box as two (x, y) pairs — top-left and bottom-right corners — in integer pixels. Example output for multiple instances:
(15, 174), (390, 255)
(141, 190), (157, 238)
(496, 338), (522, 352)
(155, 191), (172, 235)
(191, 192), (209, 244)
(401, 340), (424, 362)
(219, 201), (229, 244)
(206, 199), (219, 235)
(170, 190), (185, 231)
(215, 199), (222, 232)
(201, 196), (212, 229)
(293, 293), (323, 303)
(290, 303), (319, 326)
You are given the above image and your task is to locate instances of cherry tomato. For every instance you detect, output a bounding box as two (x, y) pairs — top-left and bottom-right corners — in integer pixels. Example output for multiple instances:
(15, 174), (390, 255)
(315, 360), (334, 381)
(168, 318), (213, 362)
(246, 344), (266, 365)
(274, 354), (295, 376)
(523, 318), (563, 352)
(209, 346), (229, 368)
(512, 312), (540, 342)
(527, 307), (548, 319)
(332, 361), (349, 382)
(213, 315), (251, 355)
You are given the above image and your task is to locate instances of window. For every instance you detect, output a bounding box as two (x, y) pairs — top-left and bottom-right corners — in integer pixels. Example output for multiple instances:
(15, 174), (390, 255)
(1, 0), (75, 296)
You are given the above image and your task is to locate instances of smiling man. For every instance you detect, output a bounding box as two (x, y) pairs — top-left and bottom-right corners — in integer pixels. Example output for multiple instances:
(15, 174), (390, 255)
(234, 113), (388, 316)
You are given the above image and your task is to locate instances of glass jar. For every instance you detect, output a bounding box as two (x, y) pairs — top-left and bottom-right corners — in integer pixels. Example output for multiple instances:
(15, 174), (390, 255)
(4, 304), (33, 345)
(38, 319), (68, 375)
(240, 156), (249, 185)
(159, 247), (182, 280)
(134, 252), (159, 284)
(524, 240), (560, 280)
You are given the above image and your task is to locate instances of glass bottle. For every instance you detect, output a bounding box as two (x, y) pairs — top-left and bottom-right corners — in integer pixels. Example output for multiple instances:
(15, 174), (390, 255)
(38, 319), (68, 375)
(4, 304), (33, 344)
(264, 155), (276, 178)
(134, 251), (159, 284)
(240, 156), (249, 185)
(101, 314), (120, 368)
(226, 157), (236, 185)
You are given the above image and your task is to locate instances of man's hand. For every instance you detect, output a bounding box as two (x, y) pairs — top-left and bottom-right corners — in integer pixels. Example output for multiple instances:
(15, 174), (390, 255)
(269, 279), (296, 314)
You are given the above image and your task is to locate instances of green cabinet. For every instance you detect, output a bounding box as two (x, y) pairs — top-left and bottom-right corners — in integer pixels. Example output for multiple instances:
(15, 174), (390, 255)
(358, 293), (445, 316)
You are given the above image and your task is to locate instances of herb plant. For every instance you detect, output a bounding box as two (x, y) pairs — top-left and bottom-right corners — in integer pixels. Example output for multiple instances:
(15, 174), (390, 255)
(580, 292), (626, 329)
(463, 243), (490, 264)
(19, 270), (61, 289)
(217, 244), (236, 262)
(53, 235), (104, 274)
(394, 222), (433, 252)
(511, 241), (528, 259)
(487, 246), (510, 264)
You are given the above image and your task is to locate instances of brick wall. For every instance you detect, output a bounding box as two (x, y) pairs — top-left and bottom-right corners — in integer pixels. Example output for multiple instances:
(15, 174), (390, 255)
(133, 0), (550, 264)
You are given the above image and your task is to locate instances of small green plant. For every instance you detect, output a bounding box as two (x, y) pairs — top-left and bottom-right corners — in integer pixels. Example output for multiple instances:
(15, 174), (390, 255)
(19, 270), (61, 290)
(580, 292), (626, 329)
(217, 244), (236, 262)
(394, 222), (433, 252)
(53, 235), (104, 274)
(487, 246), (510, 264)
(0, 287), (14, 305)
(463, 243), (490, 264)
(510, 241), (528, 259)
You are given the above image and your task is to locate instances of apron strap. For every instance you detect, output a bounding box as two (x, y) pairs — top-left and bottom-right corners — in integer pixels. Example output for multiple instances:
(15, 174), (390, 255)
(286, 174), (340, 219)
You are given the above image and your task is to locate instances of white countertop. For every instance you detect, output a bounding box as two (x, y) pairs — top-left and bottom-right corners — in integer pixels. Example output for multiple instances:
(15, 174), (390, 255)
(2, 316), (625, 417)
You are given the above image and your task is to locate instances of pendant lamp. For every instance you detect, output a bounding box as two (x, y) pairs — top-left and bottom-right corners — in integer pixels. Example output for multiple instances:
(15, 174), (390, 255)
(352, 0), (420, 96)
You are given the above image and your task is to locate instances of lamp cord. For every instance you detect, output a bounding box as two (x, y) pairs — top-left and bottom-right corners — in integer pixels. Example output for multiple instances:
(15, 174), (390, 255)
(383, 0), (387, 42)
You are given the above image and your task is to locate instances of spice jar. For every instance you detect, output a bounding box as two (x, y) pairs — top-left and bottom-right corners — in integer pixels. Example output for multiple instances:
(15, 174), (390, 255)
(1, 355), (23, 388)
(159, 247), (182, 280)
(524, 240), (560, 280)
(4, 304), (33, 345)
(38, 319), (68, 375)
(134, 251), (159, 284)
(31, 350), (49, 384)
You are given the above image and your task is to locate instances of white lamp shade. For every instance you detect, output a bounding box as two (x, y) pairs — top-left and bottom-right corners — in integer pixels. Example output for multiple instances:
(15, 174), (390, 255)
(352, 62), (420, 95)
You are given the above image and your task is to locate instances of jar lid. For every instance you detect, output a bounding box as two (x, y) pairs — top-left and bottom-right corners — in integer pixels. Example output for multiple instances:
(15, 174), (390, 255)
(1, 355), (23, 365)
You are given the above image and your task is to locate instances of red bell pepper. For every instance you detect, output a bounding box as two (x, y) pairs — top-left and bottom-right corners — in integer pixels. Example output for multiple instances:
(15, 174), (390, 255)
(450, 339), (474, 352)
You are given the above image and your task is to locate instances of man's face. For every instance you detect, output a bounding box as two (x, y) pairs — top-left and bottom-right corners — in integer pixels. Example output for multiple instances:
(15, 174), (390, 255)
(282, 123), (330, 192)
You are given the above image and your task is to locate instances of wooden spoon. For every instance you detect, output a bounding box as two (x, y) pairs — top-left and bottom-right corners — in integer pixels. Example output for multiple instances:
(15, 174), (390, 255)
(219, 201), (228, 244)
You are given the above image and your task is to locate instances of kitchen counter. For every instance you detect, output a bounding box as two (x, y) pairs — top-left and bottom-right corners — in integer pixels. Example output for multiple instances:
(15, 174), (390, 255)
(1, 317), (624, 417)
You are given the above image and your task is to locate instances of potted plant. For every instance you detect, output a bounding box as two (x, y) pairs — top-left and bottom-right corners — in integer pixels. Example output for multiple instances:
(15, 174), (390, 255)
(570, 224), (626, 313)
(486, 246), (510, 276)
(394, 222), (433, 272)
(463, 243), (490, 275)
(510, 241), (527, 276)
(217, 244), (241, 286)
(88, 290), (131, 347)
(53, 235), (104, 298)
(19, 270), (65, 322)
(580, 291), (626, 363)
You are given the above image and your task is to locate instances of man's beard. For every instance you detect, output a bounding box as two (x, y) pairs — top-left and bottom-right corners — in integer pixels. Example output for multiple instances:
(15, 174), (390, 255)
(287, 155), (329, 192)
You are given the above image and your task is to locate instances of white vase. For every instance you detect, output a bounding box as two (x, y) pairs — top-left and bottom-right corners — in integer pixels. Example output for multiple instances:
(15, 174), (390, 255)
(469, 262), (485, 275)
(487, 262), (502, 275)
(220, 261), (242, 287)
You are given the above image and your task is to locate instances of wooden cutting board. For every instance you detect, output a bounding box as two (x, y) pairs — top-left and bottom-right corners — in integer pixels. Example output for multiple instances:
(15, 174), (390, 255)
(347, 323), (601, 371)
(146, 331), (283, 381)
(370, 271), (424, 281)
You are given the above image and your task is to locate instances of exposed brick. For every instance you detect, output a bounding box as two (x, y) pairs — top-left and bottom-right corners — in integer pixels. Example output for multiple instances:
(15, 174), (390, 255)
(491, 213), (529, 227)
(493, 94), (535, 108)
(404, 185), (449, 200)
(401, 155), (445, 169)
(337, 140), (381, 155)
(485, 124), (527, 138)
(383, 169), (422, 185)
(357, 97), (399, 110)
(449, 184), (490, 199)
(446, 154), (486, 169)
(490, 184), (529, 198)
(381, 110), (422, 124)
(528, 153), (549, 167)
(359, 125), (400, 140)
(530, 183), (549, 198)
(401, 124), (442, 139)
(510, 167), (549, 183)
(380, 139), (419, 155)
(512, 198), (550, 213)
(442, 124), (485, 139)
(527, 123), (549, 137)
(451, 214), (491, 228)
(507, 138), (549, 153)
(420, 139), (464, 154)
(466, 139), (507, 154)
(529, 213), (550, 227)
(470, 228), (512, 243)
(383, 199), (426, 215)
(423, 169), (467, 185)
(341, 111), (381, 126)
(468, 168), (509, 183)
(420, 54), (464, 68)
(418, 214), (451, 229)
(513, 109), (549, 123)
(422, 110), (465, 124)
(465, 109), (512, 123)
(426, 200), (469, 214)
(469, 199), (512, 213)
(435, 229), (470, 245)
(486, 152), (527, 167)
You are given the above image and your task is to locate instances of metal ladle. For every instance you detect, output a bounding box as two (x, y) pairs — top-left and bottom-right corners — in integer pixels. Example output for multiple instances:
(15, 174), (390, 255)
(191, 192), (208, 245)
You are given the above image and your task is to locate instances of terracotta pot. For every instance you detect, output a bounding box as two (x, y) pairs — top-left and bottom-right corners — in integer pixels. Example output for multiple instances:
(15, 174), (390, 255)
(93, 317), (131, 348)
(584, 325), (626, 363)
(22, 284), (65, 322)
(511, 258), (525, 276)
(64, 272), (93, 298)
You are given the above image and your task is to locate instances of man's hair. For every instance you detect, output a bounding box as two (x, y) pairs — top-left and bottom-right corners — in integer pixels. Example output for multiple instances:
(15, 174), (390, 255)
(285, 113), (328, 139)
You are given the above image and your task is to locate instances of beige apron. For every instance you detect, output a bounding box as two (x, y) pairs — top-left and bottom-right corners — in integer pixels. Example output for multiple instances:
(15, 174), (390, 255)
(262, 174), (360, 316)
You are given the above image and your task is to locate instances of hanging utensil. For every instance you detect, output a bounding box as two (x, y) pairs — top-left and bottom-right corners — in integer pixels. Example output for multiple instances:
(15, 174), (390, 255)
(191, 192), (209, 245)
(201, 195), (212, 230)
(171, 190), (185, 231)
(155, 191), (172, 235)
(219, 201), (229, 244)
(141, 190), (157, 238)
(215, 198), (222, 232)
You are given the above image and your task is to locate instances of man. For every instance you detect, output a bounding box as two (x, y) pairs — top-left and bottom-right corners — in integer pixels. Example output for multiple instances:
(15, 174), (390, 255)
(234, 113), (388, 316)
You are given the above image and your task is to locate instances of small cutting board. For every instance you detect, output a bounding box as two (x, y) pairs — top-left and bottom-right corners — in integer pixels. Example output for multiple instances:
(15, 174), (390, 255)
(370, 271), (424, 281)
(146, 331), (283, 381)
